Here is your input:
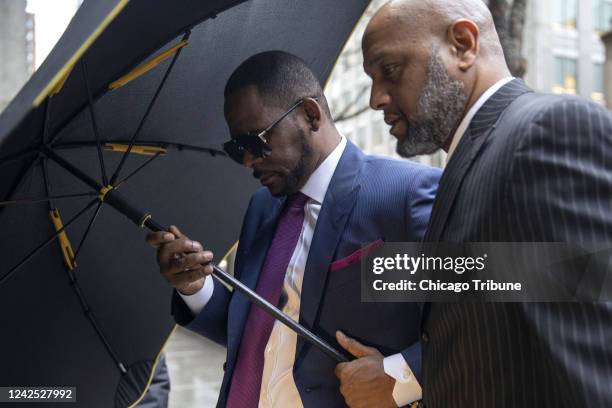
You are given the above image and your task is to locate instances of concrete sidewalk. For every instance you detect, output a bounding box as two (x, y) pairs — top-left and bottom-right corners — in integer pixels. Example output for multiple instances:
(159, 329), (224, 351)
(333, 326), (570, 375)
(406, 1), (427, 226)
(164, 326), (225, 407)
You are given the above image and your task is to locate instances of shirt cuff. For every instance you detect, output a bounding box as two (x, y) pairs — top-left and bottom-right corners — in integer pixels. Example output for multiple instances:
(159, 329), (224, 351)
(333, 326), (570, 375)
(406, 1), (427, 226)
(177, 276), (214, 315)
(383, 353), (422, 406)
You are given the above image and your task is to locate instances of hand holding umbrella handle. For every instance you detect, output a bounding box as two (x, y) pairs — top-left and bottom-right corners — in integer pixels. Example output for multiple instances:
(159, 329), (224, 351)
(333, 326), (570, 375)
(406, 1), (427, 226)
(145, 218), (351, 363)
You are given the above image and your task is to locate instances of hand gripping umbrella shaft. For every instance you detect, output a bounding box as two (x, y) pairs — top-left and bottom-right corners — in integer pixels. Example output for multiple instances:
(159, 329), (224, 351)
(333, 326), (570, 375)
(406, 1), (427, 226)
(44, 147), (349, 364)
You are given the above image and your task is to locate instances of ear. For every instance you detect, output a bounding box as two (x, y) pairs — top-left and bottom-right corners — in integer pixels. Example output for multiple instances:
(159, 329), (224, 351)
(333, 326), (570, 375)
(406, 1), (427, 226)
(302, 97), (322, 132)
(447, 19), (480, 71)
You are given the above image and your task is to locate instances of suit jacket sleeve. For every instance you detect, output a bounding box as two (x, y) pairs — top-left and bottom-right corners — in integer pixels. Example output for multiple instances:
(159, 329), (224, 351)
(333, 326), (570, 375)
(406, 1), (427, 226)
(407, 165), (441, 242)
(171, 280), (232, 346)
(507, 97), (612, 404)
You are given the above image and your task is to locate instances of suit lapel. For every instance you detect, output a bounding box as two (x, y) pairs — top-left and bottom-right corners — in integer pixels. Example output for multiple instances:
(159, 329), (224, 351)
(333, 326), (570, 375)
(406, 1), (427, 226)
(424, 79), (532, 242)
(421, 80), (532, 326)
(424, 127), (485, 242)
(296, 142), (362, 359)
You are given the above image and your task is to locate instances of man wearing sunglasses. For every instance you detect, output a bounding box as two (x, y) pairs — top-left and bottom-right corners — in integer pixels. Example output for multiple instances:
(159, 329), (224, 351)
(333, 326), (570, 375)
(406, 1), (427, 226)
(146, 51), (441, 408)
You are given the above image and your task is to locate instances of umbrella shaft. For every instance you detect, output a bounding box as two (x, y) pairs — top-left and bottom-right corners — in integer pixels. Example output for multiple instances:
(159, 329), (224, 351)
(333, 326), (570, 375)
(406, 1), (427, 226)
(213, 264), (349, 362)
(144, 217), (349, 363)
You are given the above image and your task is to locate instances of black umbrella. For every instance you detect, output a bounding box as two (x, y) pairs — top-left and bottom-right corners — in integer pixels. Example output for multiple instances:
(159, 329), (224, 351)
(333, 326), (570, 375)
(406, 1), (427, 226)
(0, 0), (370, 406)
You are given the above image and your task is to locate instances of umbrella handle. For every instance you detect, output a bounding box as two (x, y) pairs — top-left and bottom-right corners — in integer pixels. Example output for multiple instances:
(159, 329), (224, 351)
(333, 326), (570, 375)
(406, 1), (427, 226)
(145, 219), (351, 364)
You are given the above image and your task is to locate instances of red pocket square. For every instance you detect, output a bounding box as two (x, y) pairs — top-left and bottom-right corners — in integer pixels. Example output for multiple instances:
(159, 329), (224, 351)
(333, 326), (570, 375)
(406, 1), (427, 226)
(330, 239), (384, 272)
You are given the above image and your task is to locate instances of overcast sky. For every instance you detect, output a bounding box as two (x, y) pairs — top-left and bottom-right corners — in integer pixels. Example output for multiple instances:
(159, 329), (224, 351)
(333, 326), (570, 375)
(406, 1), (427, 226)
(26, 0), (81, 69)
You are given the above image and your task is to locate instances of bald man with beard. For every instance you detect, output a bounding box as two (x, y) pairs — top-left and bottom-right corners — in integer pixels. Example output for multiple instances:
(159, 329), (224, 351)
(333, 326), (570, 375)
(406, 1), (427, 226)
(353, 0), (612, 407)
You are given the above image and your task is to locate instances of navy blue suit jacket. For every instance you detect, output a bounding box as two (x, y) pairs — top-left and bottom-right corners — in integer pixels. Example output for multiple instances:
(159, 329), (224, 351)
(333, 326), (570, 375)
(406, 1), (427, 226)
(173, 141), (441, 407)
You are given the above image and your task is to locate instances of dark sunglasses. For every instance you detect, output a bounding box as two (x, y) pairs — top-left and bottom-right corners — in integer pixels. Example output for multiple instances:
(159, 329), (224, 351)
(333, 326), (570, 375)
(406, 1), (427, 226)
(223, 99), (306, 164)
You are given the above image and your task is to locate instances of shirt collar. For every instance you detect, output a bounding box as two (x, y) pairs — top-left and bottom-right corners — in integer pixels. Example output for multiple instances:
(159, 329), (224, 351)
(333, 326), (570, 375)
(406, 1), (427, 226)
(300, 136), (347, 203)
(446, 77), (514, 162)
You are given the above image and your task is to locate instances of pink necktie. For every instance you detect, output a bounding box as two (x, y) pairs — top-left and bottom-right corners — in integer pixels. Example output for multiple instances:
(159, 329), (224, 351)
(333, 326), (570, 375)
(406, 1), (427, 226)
(226, 192), (309, 407)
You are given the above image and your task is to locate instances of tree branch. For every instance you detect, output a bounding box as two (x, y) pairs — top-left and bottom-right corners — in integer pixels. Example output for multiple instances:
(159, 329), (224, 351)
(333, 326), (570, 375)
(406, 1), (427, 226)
(333, 85), (371, 122)
(334, 105), (371, 122)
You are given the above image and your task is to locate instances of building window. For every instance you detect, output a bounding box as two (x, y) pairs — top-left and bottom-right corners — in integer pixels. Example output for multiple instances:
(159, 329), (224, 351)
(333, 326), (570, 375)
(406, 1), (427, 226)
(594, 0), (612, 32)
(552, 57), (577, 95)
(592, 63), (605, 102)
(553, 0), (577, 30)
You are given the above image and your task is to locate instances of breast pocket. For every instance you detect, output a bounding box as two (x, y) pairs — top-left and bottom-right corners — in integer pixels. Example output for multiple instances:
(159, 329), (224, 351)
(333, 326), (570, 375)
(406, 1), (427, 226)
(327, 239), (384, 289)
(321, 262), (389, 335)
(319, 239), (418, 348)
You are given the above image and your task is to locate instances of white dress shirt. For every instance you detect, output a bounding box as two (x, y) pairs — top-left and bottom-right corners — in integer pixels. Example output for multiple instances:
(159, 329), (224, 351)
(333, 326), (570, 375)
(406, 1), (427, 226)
(180, 135), (417, 406)
(446, 77), (515, 162)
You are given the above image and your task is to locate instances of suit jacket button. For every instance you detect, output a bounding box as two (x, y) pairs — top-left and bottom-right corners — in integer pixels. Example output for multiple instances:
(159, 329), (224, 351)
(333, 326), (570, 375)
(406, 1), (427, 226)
(222, 362), (227, 371)
(421, 331), (430, 343)
(305, 388), (312, 393)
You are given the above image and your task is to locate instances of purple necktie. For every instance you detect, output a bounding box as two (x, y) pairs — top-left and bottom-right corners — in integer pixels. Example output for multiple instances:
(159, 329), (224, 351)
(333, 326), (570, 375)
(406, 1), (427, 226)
(226, 192), (309, 408)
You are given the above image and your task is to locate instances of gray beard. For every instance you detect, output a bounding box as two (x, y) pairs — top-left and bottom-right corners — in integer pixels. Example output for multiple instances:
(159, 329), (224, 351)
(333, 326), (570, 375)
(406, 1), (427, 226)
(396, 49), (468, 158)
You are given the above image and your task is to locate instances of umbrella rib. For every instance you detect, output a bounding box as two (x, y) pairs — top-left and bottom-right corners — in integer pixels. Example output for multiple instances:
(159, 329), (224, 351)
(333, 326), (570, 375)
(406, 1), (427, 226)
(41, 96), (53, 145)
(0, 149), (38, 169)
(52, 140), (226, 157)
(0, 192), (98, 207)
(41, 155), (127, 374)
(43, 146), (103, 193)
(65, 200), (130, 374)
(81, 59), (109, 186)
(108, 31), (192, 186)
(0, 199), (98, 286)
(73, 200), (103, 261)
(0, 155), (41, 220)
(115, 151), (163, 188)
(41, 156), (62, 211)
(65, 269), (128, 374)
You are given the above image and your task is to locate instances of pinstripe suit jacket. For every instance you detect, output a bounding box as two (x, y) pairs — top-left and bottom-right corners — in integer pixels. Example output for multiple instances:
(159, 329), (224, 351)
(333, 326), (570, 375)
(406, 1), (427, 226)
(421, 79), (612, 408)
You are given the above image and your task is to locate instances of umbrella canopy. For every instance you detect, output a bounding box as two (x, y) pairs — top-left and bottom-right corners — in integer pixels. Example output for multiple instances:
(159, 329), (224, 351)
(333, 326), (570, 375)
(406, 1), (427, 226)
(0, 0), (370, 407)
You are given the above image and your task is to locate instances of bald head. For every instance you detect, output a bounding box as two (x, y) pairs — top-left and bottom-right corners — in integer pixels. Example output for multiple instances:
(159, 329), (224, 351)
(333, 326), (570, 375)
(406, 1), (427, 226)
(368, 0), (504, 60)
